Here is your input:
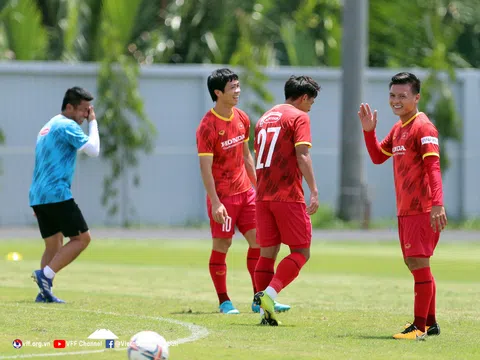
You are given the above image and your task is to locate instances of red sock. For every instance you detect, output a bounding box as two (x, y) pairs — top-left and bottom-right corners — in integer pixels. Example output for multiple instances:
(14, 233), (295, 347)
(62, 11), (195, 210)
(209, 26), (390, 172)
(209, 250), (229, 304)
(247, 247), (260, 294)
(269, 252), (307, 294)
(427, 276), (437, 326)
(254, 256), (275, 293)
(412, 267), (433, 332)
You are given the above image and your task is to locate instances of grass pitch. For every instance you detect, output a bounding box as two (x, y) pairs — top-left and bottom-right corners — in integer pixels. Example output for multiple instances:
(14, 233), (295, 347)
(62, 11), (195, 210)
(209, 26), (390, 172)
(0, 235), (479, 359)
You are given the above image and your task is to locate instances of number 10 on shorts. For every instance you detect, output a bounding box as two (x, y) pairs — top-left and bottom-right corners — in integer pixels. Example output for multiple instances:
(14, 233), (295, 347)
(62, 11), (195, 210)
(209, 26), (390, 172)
(222, 216), (232, 232)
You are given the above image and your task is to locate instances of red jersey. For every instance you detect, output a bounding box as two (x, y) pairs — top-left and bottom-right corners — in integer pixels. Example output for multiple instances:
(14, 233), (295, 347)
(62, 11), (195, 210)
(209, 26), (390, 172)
(196, 107), (251, 198)
(254, 104), (312, 202)
(379, 112), (440, 216)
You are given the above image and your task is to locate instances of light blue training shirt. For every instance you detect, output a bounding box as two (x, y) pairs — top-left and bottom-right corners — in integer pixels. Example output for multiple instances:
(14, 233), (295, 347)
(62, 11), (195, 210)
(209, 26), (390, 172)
(29, 115), (89, 206)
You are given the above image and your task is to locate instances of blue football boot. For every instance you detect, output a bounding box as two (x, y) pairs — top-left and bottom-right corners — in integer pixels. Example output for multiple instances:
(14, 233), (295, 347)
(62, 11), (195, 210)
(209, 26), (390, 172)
(32, 270), (65, 303)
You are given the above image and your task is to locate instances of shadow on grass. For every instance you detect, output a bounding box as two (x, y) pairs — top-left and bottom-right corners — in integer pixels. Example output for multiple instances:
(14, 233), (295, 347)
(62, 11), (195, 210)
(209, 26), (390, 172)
(338, 334), (393, 340)
(230, 323), (296, 328)
(170, 310), (220, 315)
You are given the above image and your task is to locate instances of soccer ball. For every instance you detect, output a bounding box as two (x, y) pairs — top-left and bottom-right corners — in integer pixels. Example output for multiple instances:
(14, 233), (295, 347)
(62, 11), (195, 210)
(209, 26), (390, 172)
(127, 331), (169, 360)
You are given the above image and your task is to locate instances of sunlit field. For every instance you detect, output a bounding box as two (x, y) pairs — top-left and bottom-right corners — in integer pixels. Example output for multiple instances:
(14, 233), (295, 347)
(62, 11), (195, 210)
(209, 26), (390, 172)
(1, 236), (479, 359)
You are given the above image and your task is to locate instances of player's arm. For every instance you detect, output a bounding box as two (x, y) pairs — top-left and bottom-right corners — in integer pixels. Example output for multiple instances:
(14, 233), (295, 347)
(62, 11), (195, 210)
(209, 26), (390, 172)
(358, 103), (391, 164)
(243, 141), (257, 188)
(363, 130), (392, 164)
(196, 122), (228, 224)
(294, 114), (318, 214)
(420, 128), (447, 231)
(424, 156), (443, 206)
(64, 106), (100, 157)
(79, 106), (100, 157)
(198, 155), (228, 224)
(296, 144), (319, 215)
(198, 155), (221, 206)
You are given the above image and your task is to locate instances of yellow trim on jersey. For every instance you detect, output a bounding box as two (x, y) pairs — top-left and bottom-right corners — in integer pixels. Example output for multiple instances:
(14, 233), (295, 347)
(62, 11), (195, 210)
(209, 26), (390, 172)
(381, 148), (393, 156)
(401, 112), (423, 127)
(244, 137), (249, 142)
(198, 153), (214, 157)
(422, 152), (439, 159)
(295, 141), (312, 147)
(211, 108), (234, 121)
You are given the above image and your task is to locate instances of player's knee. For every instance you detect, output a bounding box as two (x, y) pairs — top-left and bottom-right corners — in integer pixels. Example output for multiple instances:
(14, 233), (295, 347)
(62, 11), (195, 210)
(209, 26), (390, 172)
(302, 251), (310, 262)
(405, 256), (429, 271)
(71, 231), (91, 249)
(291, 247), (310, 262)
(80, 233), (91, 248)
(44, 233), (63, 250)
(212, 238), (232, 252)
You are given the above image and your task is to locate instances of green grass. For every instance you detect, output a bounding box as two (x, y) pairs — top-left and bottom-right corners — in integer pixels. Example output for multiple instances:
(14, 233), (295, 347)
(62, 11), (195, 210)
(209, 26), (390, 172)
(1, 237), (479, 359)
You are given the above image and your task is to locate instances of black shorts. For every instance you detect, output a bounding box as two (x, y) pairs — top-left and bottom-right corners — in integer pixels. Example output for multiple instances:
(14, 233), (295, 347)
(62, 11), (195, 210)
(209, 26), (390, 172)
(32, 199), (89, 238)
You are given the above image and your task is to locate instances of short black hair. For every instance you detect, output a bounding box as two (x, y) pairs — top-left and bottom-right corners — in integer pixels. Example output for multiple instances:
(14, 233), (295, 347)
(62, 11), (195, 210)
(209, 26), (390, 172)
(389, 72), (421, 94)
(284, 76), (320, 101)
(207, 68), (239, 102)
(61, 86), (94, 111)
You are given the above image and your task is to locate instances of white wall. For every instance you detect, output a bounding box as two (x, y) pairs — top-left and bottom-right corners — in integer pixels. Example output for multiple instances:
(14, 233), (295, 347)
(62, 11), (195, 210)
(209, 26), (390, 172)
(0, 62), (478, 226)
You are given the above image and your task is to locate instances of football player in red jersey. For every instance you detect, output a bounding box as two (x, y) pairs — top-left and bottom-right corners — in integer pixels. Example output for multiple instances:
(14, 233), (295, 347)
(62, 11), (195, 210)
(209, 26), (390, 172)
(359, 72), (447, 339)
(252, 76), (320, 325)
(196, 68), (290, 314)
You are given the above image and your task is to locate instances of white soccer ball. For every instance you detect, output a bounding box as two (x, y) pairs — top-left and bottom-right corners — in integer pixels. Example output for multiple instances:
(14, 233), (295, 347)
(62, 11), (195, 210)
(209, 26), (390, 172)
(127, 331), (169, 360)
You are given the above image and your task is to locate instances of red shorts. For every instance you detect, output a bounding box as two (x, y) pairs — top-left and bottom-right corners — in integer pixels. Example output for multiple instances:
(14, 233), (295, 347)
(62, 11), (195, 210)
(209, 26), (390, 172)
(256, 201), (312, 249)
(207, 187), (256, 239)
(398, 213), (440, 258)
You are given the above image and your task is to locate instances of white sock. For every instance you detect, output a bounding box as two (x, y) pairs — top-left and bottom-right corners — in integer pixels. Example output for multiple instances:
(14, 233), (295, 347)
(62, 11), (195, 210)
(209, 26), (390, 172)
(265, 286), (278, 300)
(43, 266), (56, 280)
(260, 308), (264, 316)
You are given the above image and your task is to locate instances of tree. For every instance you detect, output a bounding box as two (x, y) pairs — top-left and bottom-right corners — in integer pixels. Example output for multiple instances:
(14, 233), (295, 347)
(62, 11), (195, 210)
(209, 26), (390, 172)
(0, 0), (156, 226)
(369, 0), (469, 171)
(96, 0), (156, 225)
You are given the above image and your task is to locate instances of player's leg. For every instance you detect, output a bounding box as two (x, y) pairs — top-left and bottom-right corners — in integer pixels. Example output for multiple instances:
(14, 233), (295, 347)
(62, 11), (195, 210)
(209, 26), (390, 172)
(41, 234), (63, 269)
(236, 189), (260, 299)
(253, 201), (281, 324)
(33, 199), (90, 303)
(35, 233), (63, 302)
(47, 199), (91, 273)
(207, 196), (239, 314)
(266, 202), (311, 297)
(254, 202), (310, 325)
(424, 214), (441, 335)
(47, 231), (91, 274)
(393, 213), (438, 340)
(31, 203), (67, 303)
(267, 246), (310, 298)
(210, 237), (239, 314)
(427, 275), (440, 335)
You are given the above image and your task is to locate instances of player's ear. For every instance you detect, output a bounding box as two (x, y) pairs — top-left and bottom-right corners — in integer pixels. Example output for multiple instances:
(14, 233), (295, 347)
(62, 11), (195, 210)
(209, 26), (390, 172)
(415, 93), (420, 103)
(214, 89), (223, 98)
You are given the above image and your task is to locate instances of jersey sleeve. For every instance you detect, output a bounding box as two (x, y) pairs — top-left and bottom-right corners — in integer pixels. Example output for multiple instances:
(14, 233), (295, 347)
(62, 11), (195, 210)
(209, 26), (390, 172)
(293, 114), (312, 147)
(243, 115), (250, 143)
(379, 126), (394, 156)
(418, 124), (440, 159)
(196, 121), (215, 156)
(63, 121), (89, 149)
(236, 109), (251, 143)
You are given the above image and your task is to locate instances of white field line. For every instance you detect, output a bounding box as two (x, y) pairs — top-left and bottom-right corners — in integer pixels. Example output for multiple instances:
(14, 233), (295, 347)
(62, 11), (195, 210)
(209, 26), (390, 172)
(0, 306), (209, 359)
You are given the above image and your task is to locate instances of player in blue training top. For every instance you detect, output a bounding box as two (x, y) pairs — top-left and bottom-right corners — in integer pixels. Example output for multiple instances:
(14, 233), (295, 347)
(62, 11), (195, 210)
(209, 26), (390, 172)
(30, 86), (100, 303)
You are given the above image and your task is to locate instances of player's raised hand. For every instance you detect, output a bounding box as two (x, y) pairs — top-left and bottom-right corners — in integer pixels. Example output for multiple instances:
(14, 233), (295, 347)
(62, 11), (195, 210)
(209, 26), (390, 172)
(358, 103), (377, 132)
(306, 191), (319, 215)
(430, 205), (447, 232)
(87, 105), (96, 122)
(212, 202), (228, 224)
